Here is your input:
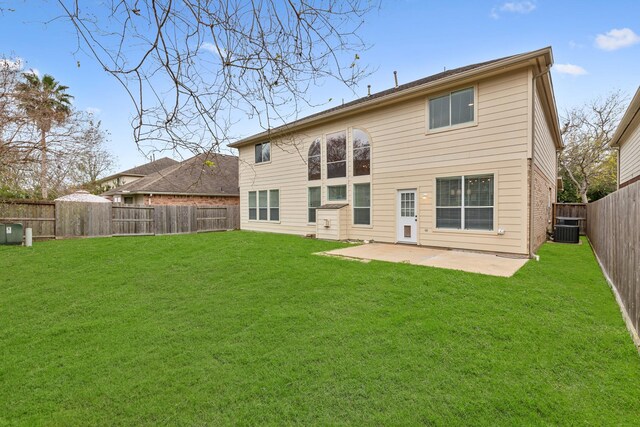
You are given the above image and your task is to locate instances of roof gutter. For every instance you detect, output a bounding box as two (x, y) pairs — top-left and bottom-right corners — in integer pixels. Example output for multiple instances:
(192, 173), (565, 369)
(229, 47), (553, 148)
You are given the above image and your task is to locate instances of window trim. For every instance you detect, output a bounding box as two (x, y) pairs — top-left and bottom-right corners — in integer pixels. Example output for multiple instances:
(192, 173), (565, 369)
(254, 141), (271, 164)
(327, 184), (347, 202)
(247, 188), (280, 222)
(433, 172), (497, 234)
(425, 85), (478, 134)
(353, 182), (372, 227)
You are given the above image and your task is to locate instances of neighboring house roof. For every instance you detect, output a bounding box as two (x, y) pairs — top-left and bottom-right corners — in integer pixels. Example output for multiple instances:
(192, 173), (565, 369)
(611, 86), (640, 148)
(102, 153), (239, 197)
(100, 157), (179, 181)
(55, 190), (111, 203)
(229, 46), (562, 149)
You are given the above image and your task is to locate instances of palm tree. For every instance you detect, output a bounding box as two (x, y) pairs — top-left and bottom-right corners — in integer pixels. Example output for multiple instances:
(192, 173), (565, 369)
(16, 73), (73, 199)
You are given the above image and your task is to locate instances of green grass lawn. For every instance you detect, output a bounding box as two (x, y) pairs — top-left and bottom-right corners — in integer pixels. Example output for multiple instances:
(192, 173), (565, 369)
(1, 232), (639, 425)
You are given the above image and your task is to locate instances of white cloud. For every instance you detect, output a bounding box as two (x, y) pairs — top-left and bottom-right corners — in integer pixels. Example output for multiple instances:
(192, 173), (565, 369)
(86, 107), (101, 115)
(595, 28), (640, 51)
(201, 42), (217, 53)
(0, 57), (24, 71)
(568, 40), (583, 49)
(555, 63), (588, 76)
(491, 1), (536, 18)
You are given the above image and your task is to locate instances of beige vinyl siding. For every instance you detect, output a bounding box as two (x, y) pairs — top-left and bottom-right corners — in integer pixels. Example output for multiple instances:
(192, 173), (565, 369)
(533, 87), (557, 182)
(619, 120), (640, 185)
(239, 68), (532, 254)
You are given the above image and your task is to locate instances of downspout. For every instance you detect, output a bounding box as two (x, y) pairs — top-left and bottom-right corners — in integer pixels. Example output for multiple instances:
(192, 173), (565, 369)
(529, 65), (552, 258)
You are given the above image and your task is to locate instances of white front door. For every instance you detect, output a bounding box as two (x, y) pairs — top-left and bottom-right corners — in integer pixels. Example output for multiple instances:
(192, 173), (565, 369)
(397, 189), (417, 243)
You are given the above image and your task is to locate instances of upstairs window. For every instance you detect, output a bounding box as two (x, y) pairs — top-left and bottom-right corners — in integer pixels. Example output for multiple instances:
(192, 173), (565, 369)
(429, 87), (474, 130)
(326, 131), (346, 178)
(255, 142), (271, 163)
(353, 129), (370, 176)
(308, 138), (321, 180)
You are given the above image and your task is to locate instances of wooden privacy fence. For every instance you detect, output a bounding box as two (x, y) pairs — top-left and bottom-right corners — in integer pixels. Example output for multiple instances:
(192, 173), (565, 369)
(0, 200), (240, 239)
(587, 181), (640, 347)
(0, 200), (56, 239)
(56, 201), (112, 238)
(553, 203), (587, 235)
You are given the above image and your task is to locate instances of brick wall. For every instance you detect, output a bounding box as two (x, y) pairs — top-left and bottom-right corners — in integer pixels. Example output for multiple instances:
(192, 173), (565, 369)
(532, 164), (555, 252)
(143, 194), (239, 206)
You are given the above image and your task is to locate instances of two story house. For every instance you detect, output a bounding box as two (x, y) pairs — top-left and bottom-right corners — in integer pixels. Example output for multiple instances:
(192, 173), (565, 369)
(611, 86), (640, 188)
(229, 47), (563, 257)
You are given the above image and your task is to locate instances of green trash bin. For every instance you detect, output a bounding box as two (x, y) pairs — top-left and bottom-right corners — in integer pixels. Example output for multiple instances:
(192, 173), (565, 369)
(2, 223), (23, 245)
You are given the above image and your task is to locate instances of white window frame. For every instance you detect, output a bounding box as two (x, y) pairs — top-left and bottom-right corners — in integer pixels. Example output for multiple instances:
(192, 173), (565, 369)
(353, 183), (372, 226)
(248, 189), (280, 222)
(327, 184), (347, 202)
(435, 174), (495, 232)
(426, 85), (478, 134)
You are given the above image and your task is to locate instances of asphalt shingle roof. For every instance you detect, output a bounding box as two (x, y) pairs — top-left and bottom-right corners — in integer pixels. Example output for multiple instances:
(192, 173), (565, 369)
(102, 153), (239, 197)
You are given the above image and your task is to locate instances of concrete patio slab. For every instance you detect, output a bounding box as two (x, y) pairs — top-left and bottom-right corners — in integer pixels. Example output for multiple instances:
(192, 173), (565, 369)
(320, 243), (528, 277)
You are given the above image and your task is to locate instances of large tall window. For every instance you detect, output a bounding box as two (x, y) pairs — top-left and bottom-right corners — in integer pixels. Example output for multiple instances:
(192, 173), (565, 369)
(436, 174), (494, 230)
(429, 87), (474, 130)
(308, 138), (321, 180)
(308, 187), (321, 223)
(255, 142), (271, 163)
(353, 129), (370, 176)
(353, 183), (371, 225)
(326, 131), (346, 178)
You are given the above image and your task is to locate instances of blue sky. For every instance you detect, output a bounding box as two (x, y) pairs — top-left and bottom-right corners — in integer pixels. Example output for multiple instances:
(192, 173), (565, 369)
(2, 1), (639, 171)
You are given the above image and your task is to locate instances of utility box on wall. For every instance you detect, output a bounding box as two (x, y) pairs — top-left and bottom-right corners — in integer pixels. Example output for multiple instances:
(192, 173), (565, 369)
(316, 204), (348, 241)
(0, 223), (24, 245)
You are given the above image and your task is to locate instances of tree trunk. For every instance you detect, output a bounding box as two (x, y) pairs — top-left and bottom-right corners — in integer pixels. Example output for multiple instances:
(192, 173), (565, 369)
(580, 192), (588, 203)
(40, 128), (48, 199)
